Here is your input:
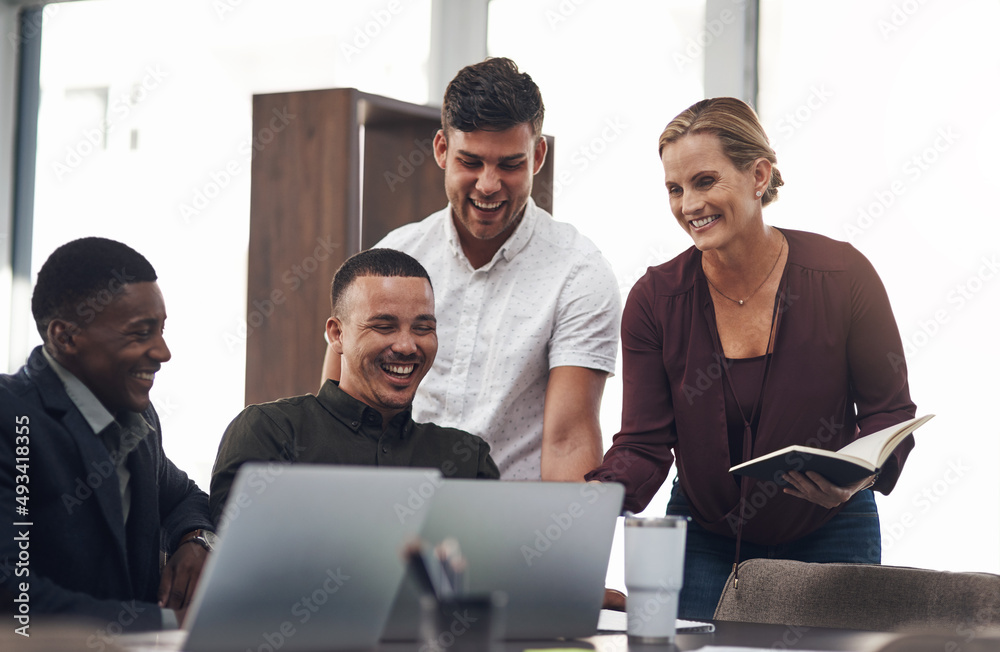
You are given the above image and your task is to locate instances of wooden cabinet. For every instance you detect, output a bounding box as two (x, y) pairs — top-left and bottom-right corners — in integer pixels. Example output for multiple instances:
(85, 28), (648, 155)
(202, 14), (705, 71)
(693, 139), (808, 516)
(246, 88), (554, 405)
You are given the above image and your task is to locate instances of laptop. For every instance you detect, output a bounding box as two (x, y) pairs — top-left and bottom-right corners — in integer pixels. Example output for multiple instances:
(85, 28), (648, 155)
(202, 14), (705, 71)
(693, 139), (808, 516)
(181, 464), (440, 652)
(381, 479), (624, 641)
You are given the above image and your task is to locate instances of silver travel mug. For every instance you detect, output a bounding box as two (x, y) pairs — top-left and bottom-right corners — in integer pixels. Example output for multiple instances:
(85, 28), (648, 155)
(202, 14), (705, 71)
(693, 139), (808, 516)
(623, 514), (688, 643)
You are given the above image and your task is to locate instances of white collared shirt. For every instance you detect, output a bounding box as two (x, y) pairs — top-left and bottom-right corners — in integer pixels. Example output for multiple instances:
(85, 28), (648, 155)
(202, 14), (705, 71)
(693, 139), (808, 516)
(377, 198), (621, 479)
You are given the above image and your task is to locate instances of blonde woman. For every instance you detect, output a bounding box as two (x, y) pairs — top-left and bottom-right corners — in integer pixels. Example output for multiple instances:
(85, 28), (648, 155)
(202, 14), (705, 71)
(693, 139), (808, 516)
(587, 98), (917, 619)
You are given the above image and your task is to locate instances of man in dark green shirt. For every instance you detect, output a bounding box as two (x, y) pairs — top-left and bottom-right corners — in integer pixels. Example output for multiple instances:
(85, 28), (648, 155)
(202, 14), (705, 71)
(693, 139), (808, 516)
(210, 249), (499, 526)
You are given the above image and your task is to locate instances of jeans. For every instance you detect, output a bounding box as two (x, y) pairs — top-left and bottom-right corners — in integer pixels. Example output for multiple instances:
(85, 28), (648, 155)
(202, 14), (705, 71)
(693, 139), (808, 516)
(665, 480), (881, 621)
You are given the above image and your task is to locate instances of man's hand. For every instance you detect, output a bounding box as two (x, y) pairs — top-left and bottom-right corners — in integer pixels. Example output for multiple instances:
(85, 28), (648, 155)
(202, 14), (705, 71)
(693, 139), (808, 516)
(602, 588), (626, 611)
(158, 540), (209, 612)
(782, 470), (876, 509)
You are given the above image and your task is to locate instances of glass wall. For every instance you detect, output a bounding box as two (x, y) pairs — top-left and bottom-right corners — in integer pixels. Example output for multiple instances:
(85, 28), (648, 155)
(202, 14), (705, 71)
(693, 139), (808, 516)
(758, 0), (1000, 572)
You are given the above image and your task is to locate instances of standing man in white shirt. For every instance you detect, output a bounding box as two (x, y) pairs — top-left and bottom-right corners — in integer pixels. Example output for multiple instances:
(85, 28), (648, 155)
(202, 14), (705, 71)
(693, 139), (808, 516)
(323, 57), (621, 481)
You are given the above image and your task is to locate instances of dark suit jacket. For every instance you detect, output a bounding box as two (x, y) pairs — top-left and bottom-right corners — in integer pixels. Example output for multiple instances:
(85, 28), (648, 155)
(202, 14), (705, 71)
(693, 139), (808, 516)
(0, 347), (212, 630)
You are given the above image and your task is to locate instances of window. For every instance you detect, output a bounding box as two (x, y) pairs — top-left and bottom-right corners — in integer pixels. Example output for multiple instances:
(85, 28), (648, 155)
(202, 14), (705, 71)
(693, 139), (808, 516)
(758, 0), (1000, 572)
(32, 0), (432, 486)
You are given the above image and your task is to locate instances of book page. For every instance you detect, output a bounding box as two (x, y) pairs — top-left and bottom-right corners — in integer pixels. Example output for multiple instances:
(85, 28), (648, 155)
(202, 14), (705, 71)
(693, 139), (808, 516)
(836, 415), (933, 468)
(730, 445), (841, 472)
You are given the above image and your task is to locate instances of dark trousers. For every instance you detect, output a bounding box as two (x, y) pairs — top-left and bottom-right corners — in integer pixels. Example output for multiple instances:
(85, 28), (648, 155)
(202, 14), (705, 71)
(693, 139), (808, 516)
(665, 481), (881, 620)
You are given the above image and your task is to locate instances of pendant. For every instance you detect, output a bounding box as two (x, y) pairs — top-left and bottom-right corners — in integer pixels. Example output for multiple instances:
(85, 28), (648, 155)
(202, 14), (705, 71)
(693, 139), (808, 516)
(738, 300), (744, 306)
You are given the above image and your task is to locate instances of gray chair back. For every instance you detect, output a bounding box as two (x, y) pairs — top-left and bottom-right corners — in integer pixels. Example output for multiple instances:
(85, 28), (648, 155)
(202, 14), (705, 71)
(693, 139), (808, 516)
(713, 559), (1000, 632)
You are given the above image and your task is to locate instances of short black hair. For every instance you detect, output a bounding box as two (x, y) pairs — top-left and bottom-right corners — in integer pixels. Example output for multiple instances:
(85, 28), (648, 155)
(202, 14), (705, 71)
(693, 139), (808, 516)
(330, 248), (432, 318)
(31, 237), (157, 340)
(441, 57), (544, 138)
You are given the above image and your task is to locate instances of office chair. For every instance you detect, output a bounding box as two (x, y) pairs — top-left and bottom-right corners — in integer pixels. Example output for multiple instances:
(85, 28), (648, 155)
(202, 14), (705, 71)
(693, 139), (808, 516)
(713, 559), (1000, 632)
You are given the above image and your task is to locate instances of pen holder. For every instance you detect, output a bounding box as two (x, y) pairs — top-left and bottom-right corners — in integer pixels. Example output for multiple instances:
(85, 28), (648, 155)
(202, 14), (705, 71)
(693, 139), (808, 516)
(418, 591), (507, 652)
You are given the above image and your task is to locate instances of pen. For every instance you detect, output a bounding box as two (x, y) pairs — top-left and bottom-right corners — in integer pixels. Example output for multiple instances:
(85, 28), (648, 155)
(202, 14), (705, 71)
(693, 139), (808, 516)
(405, 540), (446, 598)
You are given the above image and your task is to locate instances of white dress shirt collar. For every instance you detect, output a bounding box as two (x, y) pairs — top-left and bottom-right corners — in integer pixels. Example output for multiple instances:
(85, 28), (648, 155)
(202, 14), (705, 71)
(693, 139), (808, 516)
(445, 197), (539, 270)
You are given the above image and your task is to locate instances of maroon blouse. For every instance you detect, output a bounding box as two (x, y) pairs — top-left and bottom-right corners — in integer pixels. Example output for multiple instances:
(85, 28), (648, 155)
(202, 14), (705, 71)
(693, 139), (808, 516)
(586, 229), (916, 545)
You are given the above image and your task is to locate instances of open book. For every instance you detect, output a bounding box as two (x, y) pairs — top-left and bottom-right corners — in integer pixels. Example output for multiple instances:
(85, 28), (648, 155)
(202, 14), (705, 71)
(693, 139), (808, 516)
(729, 414), (934, 487)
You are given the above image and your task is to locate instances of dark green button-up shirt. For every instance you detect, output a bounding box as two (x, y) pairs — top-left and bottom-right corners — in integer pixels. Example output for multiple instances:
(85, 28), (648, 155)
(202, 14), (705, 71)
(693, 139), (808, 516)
(209, 380), (499, 524)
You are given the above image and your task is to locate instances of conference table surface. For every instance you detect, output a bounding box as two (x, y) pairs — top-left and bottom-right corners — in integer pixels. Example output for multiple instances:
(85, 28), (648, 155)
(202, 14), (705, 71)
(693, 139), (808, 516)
(592, 621), (896, 650)
(112, 621), (898, 651)
(387, 621), (896, 651)
(436, 622), (893, 652)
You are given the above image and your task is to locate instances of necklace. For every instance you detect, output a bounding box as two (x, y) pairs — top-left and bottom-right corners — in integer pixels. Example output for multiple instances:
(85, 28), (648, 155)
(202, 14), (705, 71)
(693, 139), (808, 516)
(705, 234), (785, 306)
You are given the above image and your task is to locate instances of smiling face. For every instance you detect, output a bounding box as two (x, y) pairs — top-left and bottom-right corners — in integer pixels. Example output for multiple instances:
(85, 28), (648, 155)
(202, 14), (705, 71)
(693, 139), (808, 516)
(328, 275), (437, 423)
(434, 124), (547, 261)
(661, 132), (770, 253)
(52, 281), (171, 415)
